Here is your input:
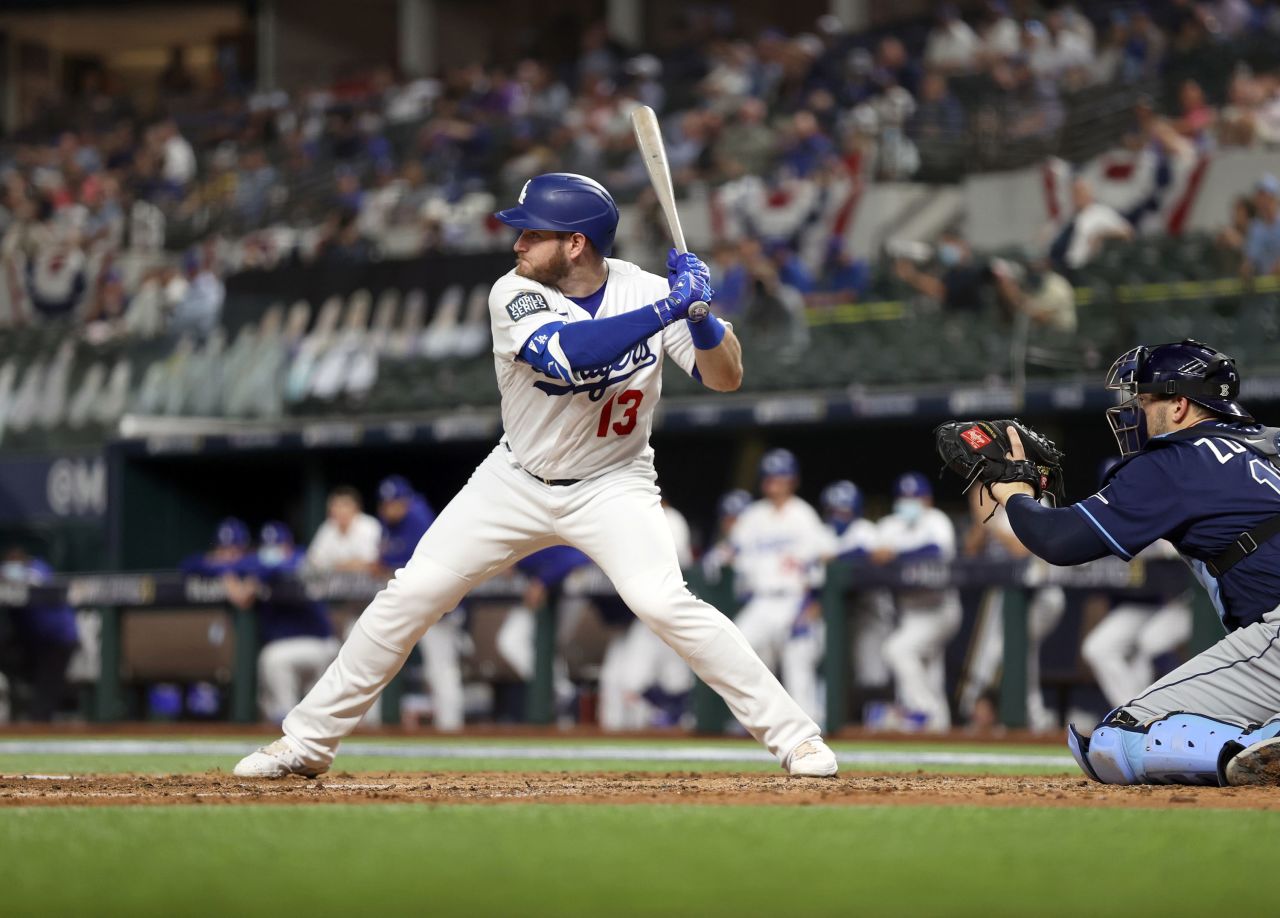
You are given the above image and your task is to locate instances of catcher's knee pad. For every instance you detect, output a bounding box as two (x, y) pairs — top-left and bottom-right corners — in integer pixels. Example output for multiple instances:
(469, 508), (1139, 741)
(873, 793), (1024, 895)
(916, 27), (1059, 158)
(1068, 713), (1250, 786)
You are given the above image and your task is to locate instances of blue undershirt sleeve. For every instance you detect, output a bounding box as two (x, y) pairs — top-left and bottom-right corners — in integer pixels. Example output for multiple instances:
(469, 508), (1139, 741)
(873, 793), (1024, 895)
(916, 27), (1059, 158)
(1005, 493), (1111, 565)
(518, 306), (665, 377)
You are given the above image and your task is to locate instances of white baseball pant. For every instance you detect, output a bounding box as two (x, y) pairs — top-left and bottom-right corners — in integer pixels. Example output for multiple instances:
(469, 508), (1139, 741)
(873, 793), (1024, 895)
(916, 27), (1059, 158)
(882, 596), (963, 730)
(733, 592), (823, 721)
(1082, 600), (1192, 709)
(258, 636), (340, 723)
(283, 446), (819, 766)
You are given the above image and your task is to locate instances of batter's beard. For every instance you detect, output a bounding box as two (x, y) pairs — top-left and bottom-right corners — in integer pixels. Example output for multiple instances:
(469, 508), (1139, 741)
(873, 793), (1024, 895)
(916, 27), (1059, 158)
(515, 246), (572, 286)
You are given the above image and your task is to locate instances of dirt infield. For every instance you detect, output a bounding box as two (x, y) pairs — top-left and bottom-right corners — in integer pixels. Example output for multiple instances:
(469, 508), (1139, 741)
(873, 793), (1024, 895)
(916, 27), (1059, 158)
(3, 771), (1279, 809)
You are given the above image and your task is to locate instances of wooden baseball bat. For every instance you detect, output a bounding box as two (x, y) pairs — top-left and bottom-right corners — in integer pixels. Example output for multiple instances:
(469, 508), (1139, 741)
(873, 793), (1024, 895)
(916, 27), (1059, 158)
(631, 105), (709, 322)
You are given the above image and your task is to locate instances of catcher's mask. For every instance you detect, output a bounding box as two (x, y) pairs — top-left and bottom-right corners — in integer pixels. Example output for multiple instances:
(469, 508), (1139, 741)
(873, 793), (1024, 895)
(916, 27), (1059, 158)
(1105, 339), (1251, 457)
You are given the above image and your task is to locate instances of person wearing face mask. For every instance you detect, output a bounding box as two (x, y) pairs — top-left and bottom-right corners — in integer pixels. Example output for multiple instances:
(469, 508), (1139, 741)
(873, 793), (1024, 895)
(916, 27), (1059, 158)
(373, 475), (466, 731)
(892, 229), (993, 315)
(874, 472), (962, 731)
(229, 522), (337, 724)
(0, 547), (79, 721)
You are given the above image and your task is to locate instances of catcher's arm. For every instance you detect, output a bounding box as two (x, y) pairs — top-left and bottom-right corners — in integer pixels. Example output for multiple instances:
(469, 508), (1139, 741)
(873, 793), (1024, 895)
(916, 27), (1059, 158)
(990, 426), (1110, 564)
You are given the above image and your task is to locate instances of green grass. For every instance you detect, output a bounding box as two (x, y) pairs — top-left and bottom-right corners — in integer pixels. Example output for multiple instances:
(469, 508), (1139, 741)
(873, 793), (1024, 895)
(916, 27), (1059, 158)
(3, 804), (1274, 917)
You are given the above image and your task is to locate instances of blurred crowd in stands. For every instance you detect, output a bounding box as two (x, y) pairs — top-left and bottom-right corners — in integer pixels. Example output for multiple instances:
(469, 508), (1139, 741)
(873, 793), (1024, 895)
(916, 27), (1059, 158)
(5, 2), (1280, 343)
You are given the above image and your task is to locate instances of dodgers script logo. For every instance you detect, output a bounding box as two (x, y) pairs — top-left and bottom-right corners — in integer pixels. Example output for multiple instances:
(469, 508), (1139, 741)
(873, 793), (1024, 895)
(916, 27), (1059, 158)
(534, 341), (658, 400)
(506, 292), (551, 322)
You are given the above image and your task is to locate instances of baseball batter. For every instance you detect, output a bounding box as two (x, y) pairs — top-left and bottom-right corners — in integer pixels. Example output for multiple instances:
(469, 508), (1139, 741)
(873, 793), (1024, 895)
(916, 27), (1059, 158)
(981, 340), (1280, 785)
(236, 173), (836, 777)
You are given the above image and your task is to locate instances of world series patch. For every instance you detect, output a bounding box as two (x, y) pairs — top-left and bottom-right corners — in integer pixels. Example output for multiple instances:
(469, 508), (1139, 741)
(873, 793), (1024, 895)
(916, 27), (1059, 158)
(506, 292), (551, 322)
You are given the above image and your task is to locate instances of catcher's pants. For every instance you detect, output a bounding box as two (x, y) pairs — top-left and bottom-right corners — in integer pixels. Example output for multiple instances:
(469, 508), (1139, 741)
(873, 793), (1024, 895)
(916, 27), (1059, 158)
(258, 637), (340, 723)
(958, 587), (1066, 730)
(1114, 608), (1280, 726)
(284, 446), (819, 766)
(734, 592), (824, 721)
(599, 618), (695, 730)
(417, 610), (464, 731)
(1082, 600), (1192, 709)
(882, 595), (962, 730)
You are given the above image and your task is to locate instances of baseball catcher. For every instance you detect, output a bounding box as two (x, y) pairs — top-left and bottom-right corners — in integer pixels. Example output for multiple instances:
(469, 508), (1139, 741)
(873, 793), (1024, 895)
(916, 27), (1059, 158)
(936, 340), (1280, 787)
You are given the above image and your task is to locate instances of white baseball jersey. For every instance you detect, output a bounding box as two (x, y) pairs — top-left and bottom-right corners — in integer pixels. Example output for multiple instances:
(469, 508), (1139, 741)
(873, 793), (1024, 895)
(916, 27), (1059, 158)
(489, 259), (703, 480)
(831, 518), (879, 557)
(731, 497), (836, 596)
(877, 507), (958, 611)
(304, 513), (383, 571)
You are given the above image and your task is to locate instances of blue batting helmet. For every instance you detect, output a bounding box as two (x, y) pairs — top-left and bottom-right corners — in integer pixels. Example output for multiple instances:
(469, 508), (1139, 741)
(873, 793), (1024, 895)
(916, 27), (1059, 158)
(378, 475), (415, 503)
(760, 448), (800, 479)
(1105, 339), (1251, 456)
(214, 517), (250, 550)
(718, 489), (753, 519)
(820, 480), (863, 519)
(893, 471), (932, 499)
(259, 521), (294, 546)
(494, 173), (619, 255)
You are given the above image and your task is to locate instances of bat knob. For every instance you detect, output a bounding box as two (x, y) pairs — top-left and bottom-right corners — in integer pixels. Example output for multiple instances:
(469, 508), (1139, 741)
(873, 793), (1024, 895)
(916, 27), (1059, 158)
(687, 301), (710, 323)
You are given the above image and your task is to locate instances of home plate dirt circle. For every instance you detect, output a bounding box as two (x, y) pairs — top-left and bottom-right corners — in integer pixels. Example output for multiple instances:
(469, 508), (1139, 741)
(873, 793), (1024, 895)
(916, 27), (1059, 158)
(2, 772), (1279, 809)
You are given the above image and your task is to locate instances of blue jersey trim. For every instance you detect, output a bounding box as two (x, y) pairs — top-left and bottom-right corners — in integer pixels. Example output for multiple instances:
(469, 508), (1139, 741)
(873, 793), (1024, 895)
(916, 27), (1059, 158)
(1122, 623), (1280, 710)
(1073, 503), (1133, 560)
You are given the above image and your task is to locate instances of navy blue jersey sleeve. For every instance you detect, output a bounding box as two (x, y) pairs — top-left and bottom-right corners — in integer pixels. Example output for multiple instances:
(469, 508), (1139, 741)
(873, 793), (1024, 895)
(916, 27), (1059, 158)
(1070, 450), (1187, 560)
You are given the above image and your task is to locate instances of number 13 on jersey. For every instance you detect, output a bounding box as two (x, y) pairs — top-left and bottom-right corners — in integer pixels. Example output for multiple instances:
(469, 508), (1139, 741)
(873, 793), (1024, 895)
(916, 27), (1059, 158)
(597, 389), (643, 437)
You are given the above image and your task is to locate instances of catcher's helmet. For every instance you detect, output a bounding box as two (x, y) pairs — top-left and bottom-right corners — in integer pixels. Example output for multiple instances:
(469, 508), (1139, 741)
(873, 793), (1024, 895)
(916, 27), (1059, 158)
(494, 173), (619, 255)
(1105, 339), (1251, 456)
(717, 489), (753, 519)
(760, 448), (800, 479)
(820, 480), (863, 520)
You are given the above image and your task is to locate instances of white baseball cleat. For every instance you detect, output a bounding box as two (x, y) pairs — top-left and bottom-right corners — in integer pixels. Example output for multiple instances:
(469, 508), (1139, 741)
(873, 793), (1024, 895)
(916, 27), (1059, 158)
(233, 738), (327, 779)
(786, 737), (838, 777)
(1225, 737), (1280, 786)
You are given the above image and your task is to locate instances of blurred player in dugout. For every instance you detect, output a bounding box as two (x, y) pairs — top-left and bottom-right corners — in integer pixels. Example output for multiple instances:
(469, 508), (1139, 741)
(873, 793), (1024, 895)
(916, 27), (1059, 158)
(184, 519), (337, 723)
(372, 475), (466, 731)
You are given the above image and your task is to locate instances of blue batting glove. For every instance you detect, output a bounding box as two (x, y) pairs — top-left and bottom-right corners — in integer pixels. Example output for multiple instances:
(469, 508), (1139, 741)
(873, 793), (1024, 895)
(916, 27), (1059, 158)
(666, 248), (710, 284)
(654, 270), (715, 325)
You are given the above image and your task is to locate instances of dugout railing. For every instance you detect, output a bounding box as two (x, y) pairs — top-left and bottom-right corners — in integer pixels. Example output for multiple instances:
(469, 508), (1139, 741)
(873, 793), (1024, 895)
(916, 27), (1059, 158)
(0, 556), (1220, 731)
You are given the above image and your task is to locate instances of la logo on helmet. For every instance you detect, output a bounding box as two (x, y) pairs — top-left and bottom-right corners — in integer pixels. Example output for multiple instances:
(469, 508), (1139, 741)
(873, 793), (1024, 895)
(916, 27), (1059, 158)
(519, 180), (530, 204)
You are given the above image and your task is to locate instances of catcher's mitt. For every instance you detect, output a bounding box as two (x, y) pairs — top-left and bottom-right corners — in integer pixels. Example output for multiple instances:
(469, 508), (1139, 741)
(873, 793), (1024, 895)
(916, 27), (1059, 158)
(934, 419), (1066, 505)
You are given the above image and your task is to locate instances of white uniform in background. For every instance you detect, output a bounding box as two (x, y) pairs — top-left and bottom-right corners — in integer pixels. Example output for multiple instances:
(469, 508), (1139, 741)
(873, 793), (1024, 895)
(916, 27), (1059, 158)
(879, 505), (961, 730)
(304, 513), (383, 572)
(831, 518), (895, 690)
(1081, 540), (1193, 708)
(598, 503), (696, 729)
(275, 256), (822, 769)
(957, 501), (1066, 731)
(731, 496), (836, 719)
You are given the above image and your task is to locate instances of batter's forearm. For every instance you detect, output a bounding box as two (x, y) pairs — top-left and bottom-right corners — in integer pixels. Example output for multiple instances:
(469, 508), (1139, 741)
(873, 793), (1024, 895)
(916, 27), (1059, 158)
(694, 324), (743, 392)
